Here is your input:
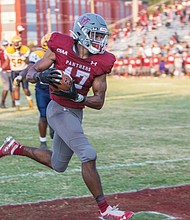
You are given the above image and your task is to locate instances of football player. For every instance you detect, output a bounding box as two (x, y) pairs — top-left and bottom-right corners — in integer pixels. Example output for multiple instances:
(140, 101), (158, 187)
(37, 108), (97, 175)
(4, 35), (33, 110)
(0, 40), (15, 108)
(14, 33), (54, 149)
(0, 13), (133, 220)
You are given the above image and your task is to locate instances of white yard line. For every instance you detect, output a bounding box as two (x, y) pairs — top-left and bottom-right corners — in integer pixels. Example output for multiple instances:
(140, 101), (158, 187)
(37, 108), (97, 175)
(0, 157), (190, 180)
(134, 211), (178, 219)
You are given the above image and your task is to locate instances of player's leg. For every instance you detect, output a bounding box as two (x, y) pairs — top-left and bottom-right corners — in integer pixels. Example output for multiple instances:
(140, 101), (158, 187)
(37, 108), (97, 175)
(0, 71), (9, 108)
(46, 101), (109, 213)
(36, 88), (52, 149)
(8, 73), (15, 107)
(22, 79), (33, 109)
(0, 90), (8, 108)
(50, 131), (74, 172)
(11, 71), (21, 110)
(46, 101), (101, 193)
(47, 101), (133, 219)
(0, 136), (52, 168)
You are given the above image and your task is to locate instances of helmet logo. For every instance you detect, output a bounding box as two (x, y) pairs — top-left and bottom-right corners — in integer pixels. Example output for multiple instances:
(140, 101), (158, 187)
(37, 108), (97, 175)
(79, 16), (90, 26)
(100, 27), (108, 32)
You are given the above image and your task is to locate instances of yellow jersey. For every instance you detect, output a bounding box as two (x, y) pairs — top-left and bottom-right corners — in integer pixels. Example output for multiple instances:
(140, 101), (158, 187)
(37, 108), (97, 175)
(29, 49), (45, 63)
(5, 45), (30, 71)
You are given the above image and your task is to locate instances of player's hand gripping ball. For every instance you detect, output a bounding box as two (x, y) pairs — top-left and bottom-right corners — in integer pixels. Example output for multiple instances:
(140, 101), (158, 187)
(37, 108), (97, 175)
(49, 69), (73, 91)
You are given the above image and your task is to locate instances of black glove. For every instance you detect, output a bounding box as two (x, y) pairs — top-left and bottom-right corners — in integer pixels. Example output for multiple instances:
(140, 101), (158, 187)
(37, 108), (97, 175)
(33, 68), (62, 88)
(51, 83), (86, 103)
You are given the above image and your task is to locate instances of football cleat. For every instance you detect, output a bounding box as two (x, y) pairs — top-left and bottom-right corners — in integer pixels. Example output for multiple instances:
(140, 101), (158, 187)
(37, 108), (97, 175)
(99, 205), (133, 220)
(39, 142), (48, 150)
(0, 136), (20, 157)
(0, 103), (6, 108)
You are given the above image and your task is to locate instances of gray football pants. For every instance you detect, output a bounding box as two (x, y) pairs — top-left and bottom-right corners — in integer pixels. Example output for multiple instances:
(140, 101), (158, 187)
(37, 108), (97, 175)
(46, 100), (97, 172)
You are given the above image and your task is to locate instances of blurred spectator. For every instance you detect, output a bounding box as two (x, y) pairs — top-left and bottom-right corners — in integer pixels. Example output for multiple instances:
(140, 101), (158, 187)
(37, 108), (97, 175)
(142, 56), (151, 76)
(174, 52), (183, 77)
(151, 54), (160, 77)
(159, 54), (167, 76)
(144, 45), (152, 57)
(128, 57), (136, 76)
(123, 56), (129, 77)
(135, 55), (143, 76)
(166, 51), (175, 76)
(184, 51), (190, 76)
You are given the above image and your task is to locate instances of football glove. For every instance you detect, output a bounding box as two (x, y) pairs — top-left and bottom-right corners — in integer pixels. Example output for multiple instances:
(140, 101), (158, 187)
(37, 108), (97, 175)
(33, 68), (62, 88)
(13, 75), (22, 86)
(51, 83), (86, 103)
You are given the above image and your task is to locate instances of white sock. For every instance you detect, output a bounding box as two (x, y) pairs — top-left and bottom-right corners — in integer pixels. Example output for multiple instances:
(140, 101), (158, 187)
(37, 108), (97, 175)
(40, 137), (46, 142)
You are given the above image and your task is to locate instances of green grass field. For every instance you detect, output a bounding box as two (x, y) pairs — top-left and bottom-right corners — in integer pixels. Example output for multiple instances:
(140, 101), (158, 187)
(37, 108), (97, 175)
(0, 76), (190, 206)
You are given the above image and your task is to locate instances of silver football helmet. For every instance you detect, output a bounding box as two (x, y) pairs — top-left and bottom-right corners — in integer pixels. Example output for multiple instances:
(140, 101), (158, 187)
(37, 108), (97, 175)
(71, 13), (109, 54)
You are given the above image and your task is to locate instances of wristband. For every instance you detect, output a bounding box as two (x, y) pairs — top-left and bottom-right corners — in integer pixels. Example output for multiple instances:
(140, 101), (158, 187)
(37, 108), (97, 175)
(33, 72), (40, 82)
(74, 94), (86, 103)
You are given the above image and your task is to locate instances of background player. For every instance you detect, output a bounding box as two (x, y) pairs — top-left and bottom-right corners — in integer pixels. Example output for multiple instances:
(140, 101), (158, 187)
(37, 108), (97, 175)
(14, 34), (54, 149)
(0, 40), (15, 108)
(4, 35), (33, 110)
(0, 13), (133, 220)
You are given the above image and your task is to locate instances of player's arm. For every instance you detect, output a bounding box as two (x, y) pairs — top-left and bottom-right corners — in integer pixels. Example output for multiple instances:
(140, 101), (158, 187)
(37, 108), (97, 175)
(21, 63), (34, 78)
(1, 57), (10, 70)
(85, 74), (107, 110)
(13, 63), (34, 86)
(52, 73), (107, 110)
(26, 49), (56, 83)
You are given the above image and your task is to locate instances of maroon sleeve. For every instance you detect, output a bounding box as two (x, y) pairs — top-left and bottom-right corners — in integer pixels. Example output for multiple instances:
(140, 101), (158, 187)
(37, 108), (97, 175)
(47, 32), (73, 53)
(94, 51), (116, 76)
(102, 51), (116, 73)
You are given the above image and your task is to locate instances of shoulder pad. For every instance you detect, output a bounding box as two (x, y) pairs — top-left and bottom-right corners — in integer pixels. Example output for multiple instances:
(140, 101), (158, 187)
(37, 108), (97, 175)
(5, 46), (15, 54)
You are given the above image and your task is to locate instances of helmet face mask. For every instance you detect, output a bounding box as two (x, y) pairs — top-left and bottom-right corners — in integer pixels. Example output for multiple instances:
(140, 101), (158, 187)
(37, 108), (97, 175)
(71, 13), (109, 54)
(11, 36), (22, 49)
(88, 30), (108, 52)
(13, 42), (21, 49)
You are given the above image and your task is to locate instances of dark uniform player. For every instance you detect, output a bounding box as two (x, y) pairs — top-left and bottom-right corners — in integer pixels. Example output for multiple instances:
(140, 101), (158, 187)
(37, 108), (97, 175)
(14, 34), (54, 149)
(34, 34), (54, 148)
(0, 13), (133, 220)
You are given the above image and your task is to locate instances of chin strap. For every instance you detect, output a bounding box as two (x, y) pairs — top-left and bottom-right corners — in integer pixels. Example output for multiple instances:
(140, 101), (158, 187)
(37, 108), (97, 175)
(70, 30), (78, 40)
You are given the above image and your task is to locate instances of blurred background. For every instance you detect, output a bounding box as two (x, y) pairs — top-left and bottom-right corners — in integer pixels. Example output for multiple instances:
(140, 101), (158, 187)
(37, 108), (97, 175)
(0, 0), (148, 47)
(0, 0), (190, 81)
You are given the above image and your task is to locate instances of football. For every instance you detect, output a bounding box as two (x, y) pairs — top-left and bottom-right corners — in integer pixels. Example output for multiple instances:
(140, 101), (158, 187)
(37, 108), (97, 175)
(49, 69), (72, 91)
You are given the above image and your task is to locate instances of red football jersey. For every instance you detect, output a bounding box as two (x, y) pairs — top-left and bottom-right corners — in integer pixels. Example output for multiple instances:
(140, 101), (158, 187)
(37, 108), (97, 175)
(167, 55), (174, 64)
(48, 32), (116, 109)
(135, 58), (142, 67)
(152, 57), (160, 65)
(117, 58), (123, 66)
(129, 58), (136, 68)
(0, 48), (10, 71)
(123, 57), (129, 66)
(184, 56), (190, 65)
(143, 57), (151, 67)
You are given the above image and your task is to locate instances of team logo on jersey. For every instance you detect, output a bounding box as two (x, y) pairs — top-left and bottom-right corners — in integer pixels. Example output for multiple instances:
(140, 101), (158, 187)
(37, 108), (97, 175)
(79, 16), (90, 26)
(91, 61), (97, 66)
(57, 48), (68, 55)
